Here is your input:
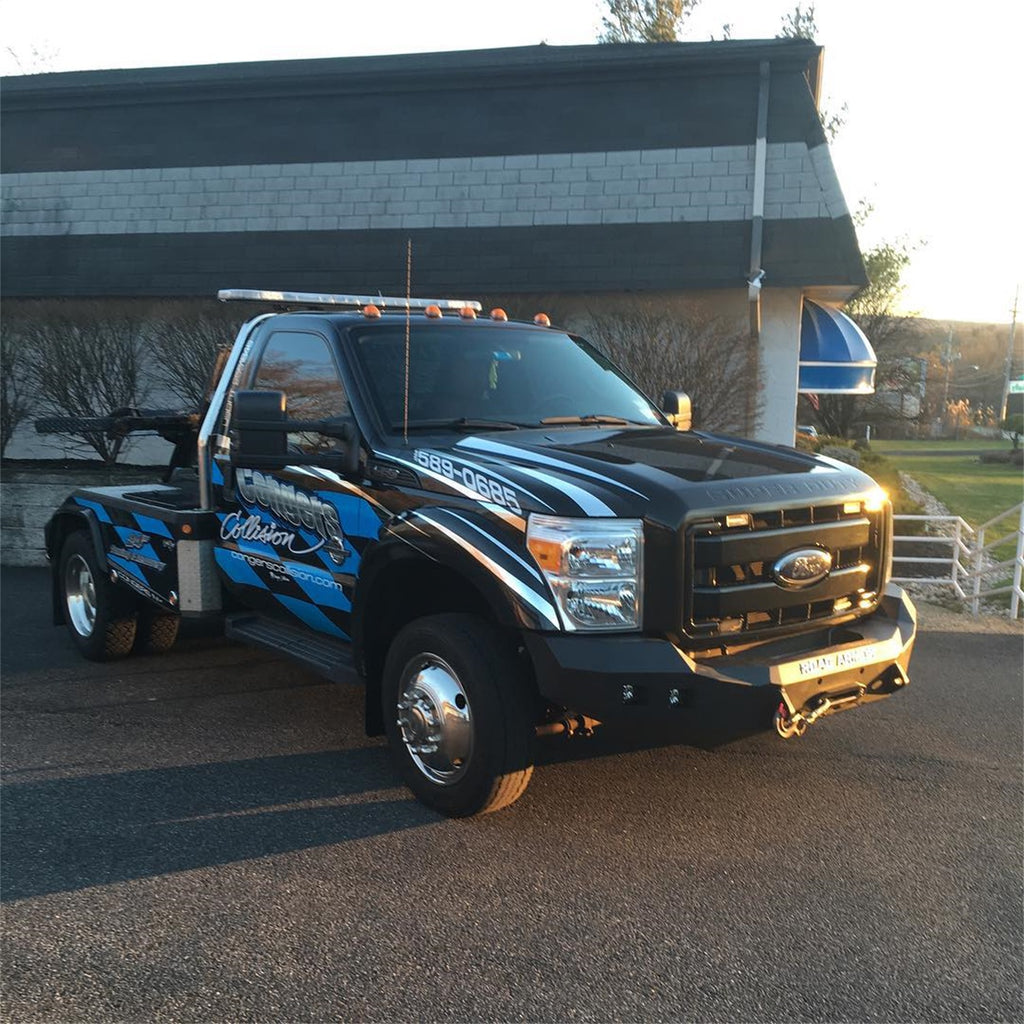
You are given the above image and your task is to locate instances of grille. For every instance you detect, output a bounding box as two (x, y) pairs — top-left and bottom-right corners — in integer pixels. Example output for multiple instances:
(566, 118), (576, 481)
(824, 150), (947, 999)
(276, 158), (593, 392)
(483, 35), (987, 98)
(684, 501), (888, 641)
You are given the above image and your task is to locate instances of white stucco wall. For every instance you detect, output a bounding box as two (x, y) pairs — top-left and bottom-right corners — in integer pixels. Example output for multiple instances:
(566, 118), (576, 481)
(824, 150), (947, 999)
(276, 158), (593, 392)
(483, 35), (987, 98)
(754, 287), (805, 445)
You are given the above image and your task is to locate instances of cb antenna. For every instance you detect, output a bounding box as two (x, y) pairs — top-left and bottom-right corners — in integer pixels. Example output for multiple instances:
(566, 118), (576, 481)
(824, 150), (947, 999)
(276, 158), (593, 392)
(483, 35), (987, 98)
(403, 238), (412, 445)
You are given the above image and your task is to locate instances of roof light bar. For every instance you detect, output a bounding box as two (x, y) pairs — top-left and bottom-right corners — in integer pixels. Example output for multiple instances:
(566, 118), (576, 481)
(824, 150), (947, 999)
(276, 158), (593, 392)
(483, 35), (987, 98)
(217, 288), (482, 312)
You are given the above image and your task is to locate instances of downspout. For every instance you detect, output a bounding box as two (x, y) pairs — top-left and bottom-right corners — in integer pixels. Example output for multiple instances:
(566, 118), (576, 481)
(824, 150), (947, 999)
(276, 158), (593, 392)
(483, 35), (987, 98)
(746, 60), (770, 433)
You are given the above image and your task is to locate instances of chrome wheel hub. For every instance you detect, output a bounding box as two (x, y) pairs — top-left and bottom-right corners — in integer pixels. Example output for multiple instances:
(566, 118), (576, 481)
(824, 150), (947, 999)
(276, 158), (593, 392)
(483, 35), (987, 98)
(396, 654), (472, 785)
(65, 553), (97, 638)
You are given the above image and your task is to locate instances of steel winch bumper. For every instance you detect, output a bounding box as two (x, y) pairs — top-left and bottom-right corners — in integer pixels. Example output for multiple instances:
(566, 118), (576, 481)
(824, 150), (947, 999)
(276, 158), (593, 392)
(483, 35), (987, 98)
(522, 584), (917, 735)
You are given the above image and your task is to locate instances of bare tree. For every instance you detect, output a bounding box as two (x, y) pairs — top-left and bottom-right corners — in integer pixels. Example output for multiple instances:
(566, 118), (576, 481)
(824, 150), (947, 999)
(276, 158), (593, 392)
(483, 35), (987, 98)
(149, 301), (244, 408)
(23, 301), (152, 463)
(599, 0), (700, 43)
(777, 3), (818, 41)
(775, 4), (846, 141)
(0, 318), (35, 456)
(576, 298), (760, 435)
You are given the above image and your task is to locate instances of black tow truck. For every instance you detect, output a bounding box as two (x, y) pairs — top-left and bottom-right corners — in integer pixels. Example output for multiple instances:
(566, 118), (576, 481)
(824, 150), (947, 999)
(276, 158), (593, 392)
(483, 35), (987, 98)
(41, 289), (916, 816)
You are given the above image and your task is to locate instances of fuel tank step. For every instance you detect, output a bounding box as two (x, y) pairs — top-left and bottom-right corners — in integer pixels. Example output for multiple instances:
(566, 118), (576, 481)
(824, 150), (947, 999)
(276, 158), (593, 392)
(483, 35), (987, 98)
(225, 613), (358, 685)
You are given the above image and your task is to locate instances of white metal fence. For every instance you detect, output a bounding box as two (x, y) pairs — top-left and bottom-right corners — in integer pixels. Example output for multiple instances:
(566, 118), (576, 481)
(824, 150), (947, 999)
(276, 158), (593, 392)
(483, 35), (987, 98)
(892, 503), (1024, 618)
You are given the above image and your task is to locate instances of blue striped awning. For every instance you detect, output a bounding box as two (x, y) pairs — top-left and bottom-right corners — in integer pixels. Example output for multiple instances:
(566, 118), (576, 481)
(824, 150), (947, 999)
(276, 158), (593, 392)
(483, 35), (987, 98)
(798, 299), (877, 395)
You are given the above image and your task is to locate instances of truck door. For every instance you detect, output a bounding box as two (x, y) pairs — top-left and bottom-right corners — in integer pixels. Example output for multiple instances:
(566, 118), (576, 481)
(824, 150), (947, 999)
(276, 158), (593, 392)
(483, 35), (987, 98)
(213, 328), (373, 641)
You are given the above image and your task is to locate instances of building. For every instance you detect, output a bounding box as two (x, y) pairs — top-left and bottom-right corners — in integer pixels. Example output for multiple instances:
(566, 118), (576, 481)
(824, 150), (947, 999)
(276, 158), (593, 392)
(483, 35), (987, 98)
(1, 39), (869, 444)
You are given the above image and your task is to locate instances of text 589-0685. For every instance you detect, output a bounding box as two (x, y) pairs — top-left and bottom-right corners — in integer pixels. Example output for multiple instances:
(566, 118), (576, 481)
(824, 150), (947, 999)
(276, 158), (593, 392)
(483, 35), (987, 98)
(413, 450), (523, 515)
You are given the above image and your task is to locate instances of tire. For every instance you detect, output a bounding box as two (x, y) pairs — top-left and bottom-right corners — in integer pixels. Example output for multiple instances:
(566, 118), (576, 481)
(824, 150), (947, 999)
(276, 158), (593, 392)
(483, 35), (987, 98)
(135, 612), (180, 654)
(59, 531), (137, 661)
(382, 614), (535, 817)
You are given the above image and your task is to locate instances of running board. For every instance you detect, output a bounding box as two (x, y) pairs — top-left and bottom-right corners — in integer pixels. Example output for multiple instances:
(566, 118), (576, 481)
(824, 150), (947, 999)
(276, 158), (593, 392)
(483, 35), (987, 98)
(225, 613), (359, 685)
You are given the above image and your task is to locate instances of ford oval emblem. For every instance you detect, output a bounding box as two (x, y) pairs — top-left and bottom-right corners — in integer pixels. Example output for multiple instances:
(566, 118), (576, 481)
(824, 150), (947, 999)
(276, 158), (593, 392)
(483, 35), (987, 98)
(771, 547), (832, 589)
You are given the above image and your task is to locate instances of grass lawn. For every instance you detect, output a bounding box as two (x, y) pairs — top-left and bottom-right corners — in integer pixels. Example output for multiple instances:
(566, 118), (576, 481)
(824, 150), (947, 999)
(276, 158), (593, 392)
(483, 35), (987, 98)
(871, 438), (1013, 455)
(881, 454), (1022, 528)
(877, 445), (1022, 609)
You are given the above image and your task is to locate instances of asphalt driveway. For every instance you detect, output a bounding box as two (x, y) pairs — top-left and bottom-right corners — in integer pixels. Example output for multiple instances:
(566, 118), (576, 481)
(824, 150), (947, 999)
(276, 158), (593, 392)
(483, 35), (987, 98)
(2, 566), (1021, 1022)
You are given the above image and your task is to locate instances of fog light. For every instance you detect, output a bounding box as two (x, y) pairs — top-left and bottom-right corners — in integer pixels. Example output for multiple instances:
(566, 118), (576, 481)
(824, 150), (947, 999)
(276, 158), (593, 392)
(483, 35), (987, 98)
(833, 597), (853, 614)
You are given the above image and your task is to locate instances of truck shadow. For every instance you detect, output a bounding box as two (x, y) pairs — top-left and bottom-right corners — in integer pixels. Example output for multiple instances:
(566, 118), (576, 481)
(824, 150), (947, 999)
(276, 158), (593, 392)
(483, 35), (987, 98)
(0, 748), (435, 902)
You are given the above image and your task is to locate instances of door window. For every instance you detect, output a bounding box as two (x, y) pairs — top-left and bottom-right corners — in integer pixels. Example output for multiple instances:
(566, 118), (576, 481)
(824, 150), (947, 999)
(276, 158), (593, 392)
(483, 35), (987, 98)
(252, 331), (349, 453)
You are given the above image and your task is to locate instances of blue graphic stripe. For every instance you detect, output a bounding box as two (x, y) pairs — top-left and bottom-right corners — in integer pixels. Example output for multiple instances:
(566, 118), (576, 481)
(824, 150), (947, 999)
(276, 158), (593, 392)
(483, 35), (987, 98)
(113, 526), (160, 563)
(315, 489), (377, 541)
(74, 497), (112, 523)
(133, 513), (172, 538)
(108, 553), (148, 584)
(211, 460), (225, 485)
(287, 565), (352, 612)
(214, 547), (268, 589)
(273, 594), (348, 638)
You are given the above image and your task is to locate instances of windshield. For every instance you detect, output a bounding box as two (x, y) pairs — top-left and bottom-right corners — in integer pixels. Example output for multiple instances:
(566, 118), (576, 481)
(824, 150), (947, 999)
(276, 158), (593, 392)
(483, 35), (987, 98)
(350, 324), (663, 432)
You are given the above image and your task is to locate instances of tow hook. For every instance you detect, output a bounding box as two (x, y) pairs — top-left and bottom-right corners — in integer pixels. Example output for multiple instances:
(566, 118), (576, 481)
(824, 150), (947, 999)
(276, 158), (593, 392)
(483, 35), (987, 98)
(774, 686), (866, 739)
(774, 702), (807, 739)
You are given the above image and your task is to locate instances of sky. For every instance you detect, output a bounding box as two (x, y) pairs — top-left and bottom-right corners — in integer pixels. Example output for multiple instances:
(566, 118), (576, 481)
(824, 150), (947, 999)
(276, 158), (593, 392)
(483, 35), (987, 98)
(2, 0), (1022, 325)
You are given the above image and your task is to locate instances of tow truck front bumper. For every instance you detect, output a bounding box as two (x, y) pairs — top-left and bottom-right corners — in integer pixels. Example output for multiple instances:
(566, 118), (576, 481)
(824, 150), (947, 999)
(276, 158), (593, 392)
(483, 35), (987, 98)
(523, 584), (916, 734)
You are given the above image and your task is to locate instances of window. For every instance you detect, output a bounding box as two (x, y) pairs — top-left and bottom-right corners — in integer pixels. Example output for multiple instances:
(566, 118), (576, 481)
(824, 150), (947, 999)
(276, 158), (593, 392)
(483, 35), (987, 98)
(351, 324), (662, 431)
(252, 331), (349, 452)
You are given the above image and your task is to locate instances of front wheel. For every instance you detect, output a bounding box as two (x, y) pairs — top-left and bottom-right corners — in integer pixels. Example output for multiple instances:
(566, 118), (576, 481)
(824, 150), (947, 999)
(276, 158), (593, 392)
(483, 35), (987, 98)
(59, 531), (137, 661)
(382, 614), (535, 817)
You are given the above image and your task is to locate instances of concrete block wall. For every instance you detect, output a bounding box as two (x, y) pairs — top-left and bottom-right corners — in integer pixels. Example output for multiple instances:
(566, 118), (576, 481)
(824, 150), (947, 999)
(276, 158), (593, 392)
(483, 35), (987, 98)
(1, 467), (156, 566)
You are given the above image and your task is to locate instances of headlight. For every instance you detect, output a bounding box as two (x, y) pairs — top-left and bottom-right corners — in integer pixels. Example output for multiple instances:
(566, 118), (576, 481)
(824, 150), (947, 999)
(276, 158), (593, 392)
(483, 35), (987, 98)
(526, 515), (643, 631)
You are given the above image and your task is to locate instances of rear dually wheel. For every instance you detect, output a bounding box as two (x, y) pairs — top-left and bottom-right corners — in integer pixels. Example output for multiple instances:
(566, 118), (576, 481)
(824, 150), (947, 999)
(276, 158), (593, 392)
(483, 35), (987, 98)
(59, 531), (137, 661)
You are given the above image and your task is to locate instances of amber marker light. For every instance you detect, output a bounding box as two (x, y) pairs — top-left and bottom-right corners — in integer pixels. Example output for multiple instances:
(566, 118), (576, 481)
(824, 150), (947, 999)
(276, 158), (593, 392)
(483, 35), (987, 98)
(533, 312), (551, 327)
(526, 534), (563, 573)
(459, 306), (477, 319)
(425, 305), (443, 319)
(362, 304), (381, 318)
(181, 523), (193, 535)
(490, 308), (508, 321)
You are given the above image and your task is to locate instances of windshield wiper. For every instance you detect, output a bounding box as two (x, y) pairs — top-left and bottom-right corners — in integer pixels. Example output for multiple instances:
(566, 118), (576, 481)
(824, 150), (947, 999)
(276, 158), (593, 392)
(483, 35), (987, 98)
(397, 417), (523, 432)
(539, 414), (632, 426)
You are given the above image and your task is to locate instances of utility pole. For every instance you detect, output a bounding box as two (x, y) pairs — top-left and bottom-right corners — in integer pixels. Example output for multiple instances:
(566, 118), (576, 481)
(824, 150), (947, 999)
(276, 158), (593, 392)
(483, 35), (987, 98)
(999, 286), (1020, 424)
(942, 328), (955, 435)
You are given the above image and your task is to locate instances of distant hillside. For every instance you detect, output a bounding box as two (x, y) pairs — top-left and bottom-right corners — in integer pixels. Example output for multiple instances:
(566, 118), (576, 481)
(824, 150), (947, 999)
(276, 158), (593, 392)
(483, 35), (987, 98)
(874, 315), (1019, 414)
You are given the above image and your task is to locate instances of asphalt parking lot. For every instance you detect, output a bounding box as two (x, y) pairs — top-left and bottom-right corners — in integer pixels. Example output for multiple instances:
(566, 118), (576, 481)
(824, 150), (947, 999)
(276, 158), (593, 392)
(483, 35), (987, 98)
(2, 565), (1022, 1023)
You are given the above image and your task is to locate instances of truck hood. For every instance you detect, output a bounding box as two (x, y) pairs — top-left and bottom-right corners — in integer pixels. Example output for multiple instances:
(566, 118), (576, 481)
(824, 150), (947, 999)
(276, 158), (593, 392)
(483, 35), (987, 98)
(446, 426), (879, 526)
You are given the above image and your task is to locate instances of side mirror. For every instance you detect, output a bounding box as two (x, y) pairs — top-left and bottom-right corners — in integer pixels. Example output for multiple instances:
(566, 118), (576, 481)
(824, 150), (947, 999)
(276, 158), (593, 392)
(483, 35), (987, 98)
(229, 389), (361, 476)
(661, 390), (693, 431)
(231, 390), (287, 458)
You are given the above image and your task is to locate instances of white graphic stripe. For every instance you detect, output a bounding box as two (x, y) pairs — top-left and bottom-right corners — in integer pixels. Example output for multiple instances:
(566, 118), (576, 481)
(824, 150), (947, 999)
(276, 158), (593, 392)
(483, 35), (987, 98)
(441, 509), (544, 584)
(504, 464), (616, 516)
(458, 436), (648, 500)
(412, 512), (559, 629)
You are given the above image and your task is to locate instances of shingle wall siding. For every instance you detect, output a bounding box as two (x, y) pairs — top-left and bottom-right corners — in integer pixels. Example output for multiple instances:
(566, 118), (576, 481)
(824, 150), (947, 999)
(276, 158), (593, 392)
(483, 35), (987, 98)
(0, 41), (864, 298)
(1, 142), (847, 239)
